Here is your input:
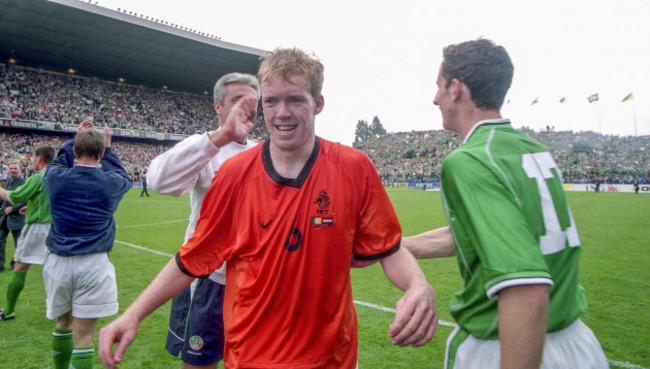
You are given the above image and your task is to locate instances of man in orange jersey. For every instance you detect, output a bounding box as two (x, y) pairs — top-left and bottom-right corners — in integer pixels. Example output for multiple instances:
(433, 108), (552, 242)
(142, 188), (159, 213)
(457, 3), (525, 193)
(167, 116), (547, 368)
(99, 47), (437, 369)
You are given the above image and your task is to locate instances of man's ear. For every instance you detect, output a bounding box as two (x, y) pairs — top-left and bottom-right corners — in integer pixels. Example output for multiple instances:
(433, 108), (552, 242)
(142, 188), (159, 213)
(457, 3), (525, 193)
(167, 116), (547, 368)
(214, 101), (222, 115)
(450, 78), (463, 101)
(314, 95), (325, 115)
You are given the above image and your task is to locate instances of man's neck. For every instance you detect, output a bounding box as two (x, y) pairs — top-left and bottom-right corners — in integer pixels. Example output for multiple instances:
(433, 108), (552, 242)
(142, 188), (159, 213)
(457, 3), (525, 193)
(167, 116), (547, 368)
(269, 137), (316, 179)
(457, 110), (502, 141)
(76, 157), (100, 167)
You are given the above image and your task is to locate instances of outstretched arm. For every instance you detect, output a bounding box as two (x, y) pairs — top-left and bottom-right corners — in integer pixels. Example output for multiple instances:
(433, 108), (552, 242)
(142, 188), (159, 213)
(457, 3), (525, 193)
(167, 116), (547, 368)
(401, 226), (455, 259)
(381, 247), (438, 347)
(98, 259), (193, 369)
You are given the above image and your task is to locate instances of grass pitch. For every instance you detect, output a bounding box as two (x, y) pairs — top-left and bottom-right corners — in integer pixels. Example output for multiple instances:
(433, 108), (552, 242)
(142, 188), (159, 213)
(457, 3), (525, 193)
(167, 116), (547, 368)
(0, 188), (648, 368)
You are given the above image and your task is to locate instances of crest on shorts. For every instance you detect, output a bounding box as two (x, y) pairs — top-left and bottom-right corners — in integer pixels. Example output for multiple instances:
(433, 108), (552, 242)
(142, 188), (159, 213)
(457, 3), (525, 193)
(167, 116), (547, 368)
(189, 335), (204, 351)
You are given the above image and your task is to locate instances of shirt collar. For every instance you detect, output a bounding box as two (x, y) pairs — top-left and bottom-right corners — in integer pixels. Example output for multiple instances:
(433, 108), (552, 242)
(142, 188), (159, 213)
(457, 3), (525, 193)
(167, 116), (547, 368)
(463, 118), (511, 143)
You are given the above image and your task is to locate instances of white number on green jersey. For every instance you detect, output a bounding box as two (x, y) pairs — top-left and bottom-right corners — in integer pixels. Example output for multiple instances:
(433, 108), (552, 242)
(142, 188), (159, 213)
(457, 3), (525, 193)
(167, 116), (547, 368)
(522, 152), (580, 255)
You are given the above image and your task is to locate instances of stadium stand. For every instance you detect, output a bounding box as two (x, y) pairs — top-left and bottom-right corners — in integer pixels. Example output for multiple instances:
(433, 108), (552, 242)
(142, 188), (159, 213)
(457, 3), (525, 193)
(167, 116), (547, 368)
(354, 128), (649, 186)
(0, 64), (269, 141)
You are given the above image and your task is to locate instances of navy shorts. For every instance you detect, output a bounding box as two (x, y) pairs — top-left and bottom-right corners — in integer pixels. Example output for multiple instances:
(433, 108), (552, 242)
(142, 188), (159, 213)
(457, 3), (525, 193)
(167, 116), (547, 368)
(165, 278), (225, 366)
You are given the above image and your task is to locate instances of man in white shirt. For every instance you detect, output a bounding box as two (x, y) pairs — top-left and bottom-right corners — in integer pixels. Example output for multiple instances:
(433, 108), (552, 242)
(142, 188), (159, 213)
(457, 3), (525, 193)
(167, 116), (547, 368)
(146, 72), (260, 369)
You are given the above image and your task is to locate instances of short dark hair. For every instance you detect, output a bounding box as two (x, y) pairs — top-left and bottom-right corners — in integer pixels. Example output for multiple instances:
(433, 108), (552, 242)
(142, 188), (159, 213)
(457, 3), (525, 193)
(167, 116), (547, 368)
(441, 39), (513, 111)
(34, 145), (55, 164)
(74, 129), (105, 160)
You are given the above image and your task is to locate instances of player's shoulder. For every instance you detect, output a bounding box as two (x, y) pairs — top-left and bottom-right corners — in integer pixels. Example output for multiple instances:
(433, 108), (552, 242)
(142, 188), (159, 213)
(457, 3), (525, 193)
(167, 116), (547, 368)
(319, 137), (372, 166)
(443, 144), (476, 167)
(218, 141), (263, 170)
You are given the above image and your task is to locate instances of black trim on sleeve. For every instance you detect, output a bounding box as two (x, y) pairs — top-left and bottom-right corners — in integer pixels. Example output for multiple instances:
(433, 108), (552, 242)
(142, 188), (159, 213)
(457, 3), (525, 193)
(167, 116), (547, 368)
(174, 253), (207, 278)
(354, 240), (401, 261)
(262, 137), (320, 188)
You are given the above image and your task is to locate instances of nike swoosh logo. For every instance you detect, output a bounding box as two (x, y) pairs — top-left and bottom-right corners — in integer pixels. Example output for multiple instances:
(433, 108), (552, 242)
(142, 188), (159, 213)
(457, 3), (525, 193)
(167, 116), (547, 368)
(261, 218), (276, 229)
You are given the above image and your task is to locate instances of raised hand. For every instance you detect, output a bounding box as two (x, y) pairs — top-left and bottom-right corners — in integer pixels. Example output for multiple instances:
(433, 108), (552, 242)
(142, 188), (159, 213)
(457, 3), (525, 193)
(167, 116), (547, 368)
(209, 95), (258, 148)
(103, 126), (112, 148)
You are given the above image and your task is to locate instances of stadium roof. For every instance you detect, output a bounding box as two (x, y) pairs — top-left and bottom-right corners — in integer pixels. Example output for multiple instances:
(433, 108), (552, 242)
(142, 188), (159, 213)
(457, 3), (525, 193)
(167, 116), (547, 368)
(0, 0), (267, 95)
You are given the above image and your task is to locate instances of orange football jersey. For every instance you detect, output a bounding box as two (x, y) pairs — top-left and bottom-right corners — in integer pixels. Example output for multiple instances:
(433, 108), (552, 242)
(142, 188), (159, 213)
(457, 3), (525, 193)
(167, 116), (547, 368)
(177, 137), (401, 368)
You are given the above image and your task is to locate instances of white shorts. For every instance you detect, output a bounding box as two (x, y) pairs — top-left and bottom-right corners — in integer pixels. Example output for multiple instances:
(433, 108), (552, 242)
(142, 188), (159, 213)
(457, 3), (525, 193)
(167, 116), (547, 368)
(14, 223), (50, 265)
(43, 252), (118, 320)
(446, 319), (609, 369)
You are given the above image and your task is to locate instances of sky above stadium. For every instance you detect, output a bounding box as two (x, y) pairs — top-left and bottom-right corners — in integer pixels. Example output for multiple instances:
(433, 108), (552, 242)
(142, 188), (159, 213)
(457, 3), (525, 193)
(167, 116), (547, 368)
(97, 0), (650, 145)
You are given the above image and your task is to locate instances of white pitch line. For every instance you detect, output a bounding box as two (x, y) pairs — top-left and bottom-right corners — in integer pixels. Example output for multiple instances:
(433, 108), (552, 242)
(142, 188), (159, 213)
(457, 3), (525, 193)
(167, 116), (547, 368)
(117, 218), (189, 229)
(114, 238), (648, 369)
(608, 362), (649, 369)
(353, 300), (457, 328)
(122, 199), (189, 205)
(114, 240), (174, 258)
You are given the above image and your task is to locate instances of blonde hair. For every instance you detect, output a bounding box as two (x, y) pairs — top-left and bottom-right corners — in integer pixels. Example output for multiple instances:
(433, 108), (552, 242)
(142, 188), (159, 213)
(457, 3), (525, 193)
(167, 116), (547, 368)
(258, 47), (324, 99)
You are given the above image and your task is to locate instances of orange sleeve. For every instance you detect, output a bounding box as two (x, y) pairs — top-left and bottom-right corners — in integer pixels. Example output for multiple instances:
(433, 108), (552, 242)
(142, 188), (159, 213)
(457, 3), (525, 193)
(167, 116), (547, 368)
(177, 161), (240, 277)
(351, 153), (402, 260)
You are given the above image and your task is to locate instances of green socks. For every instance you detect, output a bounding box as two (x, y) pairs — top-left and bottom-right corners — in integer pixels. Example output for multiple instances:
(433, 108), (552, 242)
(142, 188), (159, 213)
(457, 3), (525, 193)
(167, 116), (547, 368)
(52, 329), (95, 368)
(51, 328), (73, 369)
(4, 270), (26, 315)
(70, 346), (95, 369)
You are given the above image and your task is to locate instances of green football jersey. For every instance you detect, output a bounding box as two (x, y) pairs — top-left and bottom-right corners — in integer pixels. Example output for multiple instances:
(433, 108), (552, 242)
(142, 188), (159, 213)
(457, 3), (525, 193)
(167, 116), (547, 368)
(9, 169), (51, 225)
(441, 119), (587, 340)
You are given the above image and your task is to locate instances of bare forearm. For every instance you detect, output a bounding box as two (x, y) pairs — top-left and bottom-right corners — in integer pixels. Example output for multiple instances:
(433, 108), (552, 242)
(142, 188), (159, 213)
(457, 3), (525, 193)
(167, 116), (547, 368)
(401, 226), (455, 259)
(381, 247), (429, 291)
(381, 247), (438, 347)
(123, 258), (193, 322)
(498, 284), (549, 369)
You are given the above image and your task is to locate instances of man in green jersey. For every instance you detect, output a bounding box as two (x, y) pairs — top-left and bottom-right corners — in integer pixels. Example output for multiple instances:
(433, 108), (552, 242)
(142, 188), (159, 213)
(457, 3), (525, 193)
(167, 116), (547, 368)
(402, 39), (608, 368)
(0, 145), (55, 321)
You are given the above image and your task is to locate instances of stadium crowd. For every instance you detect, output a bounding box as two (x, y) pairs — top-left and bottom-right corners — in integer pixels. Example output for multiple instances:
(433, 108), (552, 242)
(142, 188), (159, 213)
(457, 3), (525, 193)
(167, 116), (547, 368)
(0, 64), (268, 141)
(1, 63), (647, 187)
(2, 128), (647, 189)
(355, 128), (649, 185)
(0, 131), (166, 184)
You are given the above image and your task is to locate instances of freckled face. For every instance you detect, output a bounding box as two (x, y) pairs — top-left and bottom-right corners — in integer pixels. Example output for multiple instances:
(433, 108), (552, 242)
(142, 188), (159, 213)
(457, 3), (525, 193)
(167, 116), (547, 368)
(262, 74), (324, 154)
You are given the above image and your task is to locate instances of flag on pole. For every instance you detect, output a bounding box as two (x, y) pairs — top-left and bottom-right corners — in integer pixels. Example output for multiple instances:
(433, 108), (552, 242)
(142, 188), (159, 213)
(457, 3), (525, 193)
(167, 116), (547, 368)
(621, 92), (634, 102)
(531, 97), (539, 105)
(559, 97), (567, 103)
(587, 93), (599, 103)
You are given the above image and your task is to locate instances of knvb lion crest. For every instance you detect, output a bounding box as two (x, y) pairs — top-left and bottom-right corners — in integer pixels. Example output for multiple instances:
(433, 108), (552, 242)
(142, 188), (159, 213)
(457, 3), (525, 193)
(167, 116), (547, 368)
(313, 190), (330, 210)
